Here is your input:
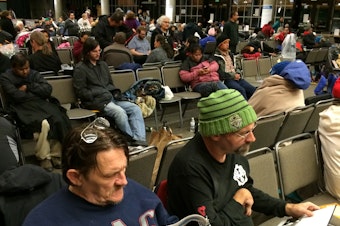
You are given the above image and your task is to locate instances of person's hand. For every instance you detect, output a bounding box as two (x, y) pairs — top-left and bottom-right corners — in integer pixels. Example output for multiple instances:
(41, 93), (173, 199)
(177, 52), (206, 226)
(233, 188), (254, 216)
(285, 202), (320, 218)
(234, 73), (241, 81)
(19, 85), (27, 92)
(199, 67), (209, 75)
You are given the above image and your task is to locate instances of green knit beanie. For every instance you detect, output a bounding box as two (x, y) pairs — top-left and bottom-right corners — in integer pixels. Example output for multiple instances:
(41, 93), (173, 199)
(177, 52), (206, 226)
(198, 89), (257, 136)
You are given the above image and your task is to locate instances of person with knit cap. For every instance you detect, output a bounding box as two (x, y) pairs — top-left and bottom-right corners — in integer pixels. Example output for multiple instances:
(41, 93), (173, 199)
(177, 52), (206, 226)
(248, 60), (311, 117)
(167, 89), (319, 225)
(214, 33), (256, 100)
(318, 77), (340, 200)
(179, 44), (227, 97)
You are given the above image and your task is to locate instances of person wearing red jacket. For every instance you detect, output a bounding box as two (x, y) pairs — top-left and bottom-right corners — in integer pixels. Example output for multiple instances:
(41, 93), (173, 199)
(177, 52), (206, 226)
(261, 21), (274, 38)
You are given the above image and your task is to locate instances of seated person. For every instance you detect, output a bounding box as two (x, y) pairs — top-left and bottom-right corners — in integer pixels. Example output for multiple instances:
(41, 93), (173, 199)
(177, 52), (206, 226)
(0, 53), (71, 171)
(241, 44), (262, 59)
(214, 34), (256, 100)
(174, 36), (198, 62)
(28, 31), (61, 75)
(199, 27), (216, 50)
(0, 115), (66, 226)
(314, 70), (338, 95)
(73, 38), (146, 146)
(0, 115), (20, 172)
(127, 26), (151, 65)
(248, 60), (311, 117)
(103, 32), (134, 68)
(179, 44), (227, 97)
(318, 78), (340, 200)
(0, 52), (10, 74)
(145, 34), (174, 64)
(72, 31), (91, 64)
(167, 89), (319, 225)
(23, 124), (178, 225)
(40, 29), (58, 56)
(302, 26), (316, 49)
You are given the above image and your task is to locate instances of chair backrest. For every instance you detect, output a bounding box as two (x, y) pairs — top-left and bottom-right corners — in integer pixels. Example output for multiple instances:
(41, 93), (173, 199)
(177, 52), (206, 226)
(246, 147), (280, 199)
(103, 49), (133, 68)
(66, 36), (79, 46)
(161, 65), (184, 89)
(275, 133), (320, 200)
(155, 137), (192, 186)
(46, 76), (76, 105)
(236, 41), (248, 54)
(56, 48), (74, 66)
(110, 69), (136, 93)
(258, 57), (272, 77)
(250, 112), (285, 151)
(163, 60), (182, 66)
(304, 99), (334, 133)
(304, 93), (333, 105)
(275, 105), (314, 142)
(304, 49), (319, 65)
(51, 36), (62, 47)
(39, 71), (57, 77)
(242, 59), (258, 78)
(314, 48), (329, 64)
(136, 66), (162, 81)
(264, 40), (278, 50)
(126, 146), (158, 189)
(142, 62), (163, 68)
(203, 41), (216, 55)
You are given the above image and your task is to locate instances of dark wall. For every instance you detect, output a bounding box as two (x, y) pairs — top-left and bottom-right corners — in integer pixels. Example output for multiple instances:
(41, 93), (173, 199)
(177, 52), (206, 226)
(7, 0), (31, 18)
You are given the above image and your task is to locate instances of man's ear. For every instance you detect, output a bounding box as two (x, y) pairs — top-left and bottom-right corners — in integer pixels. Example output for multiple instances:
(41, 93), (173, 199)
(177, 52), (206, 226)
(66, 169), (82, 186)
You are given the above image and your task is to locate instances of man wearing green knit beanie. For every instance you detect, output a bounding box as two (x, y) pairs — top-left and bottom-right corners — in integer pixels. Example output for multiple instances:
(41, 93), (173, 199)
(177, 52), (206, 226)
(168, 89), (319, 226)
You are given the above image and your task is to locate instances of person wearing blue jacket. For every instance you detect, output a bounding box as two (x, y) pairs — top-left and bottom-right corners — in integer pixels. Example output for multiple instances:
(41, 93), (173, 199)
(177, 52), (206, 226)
(23, 125), (178, 226)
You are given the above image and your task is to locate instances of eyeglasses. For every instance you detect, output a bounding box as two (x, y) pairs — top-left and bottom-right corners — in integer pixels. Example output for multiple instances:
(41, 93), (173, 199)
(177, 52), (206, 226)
(234, 123), (257, 139)
(80, 117), (110, 143)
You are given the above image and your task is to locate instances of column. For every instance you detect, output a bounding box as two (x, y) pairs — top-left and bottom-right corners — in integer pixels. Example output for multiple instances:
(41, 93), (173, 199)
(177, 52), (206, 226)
(165, 0), (175, 22)
(101, 0), (110, 16)
(260, 0), (275, 27)
(54, 0), (62, 20)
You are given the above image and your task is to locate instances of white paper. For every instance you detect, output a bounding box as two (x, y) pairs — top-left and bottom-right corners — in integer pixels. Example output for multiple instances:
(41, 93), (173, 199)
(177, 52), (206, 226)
(296, 205), (336, 226)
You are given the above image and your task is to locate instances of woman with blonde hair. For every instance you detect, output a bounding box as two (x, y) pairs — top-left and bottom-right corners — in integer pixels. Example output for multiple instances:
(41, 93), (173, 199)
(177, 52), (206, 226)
(28, 30), (61, 75)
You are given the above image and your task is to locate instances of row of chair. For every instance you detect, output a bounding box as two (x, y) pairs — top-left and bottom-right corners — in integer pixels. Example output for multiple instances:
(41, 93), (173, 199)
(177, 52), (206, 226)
(110, 65), (201, 129)
(125, 136), (192, 189)
(247, 132), (339, 225)
(250, 98), (334, 151)
(237, 56), (282, 82)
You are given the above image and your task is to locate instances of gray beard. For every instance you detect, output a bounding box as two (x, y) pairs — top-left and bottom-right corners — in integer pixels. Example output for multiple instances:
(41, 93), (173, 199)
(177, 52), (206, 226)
(235, 144), (250, 156)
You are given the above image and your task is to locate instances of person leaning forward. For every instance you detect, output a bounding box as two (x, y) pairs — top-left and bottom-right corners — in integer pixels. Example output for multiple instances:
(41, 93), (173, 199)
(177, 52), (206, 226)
(23, 124), (178, 225)
(167, 89), (319, 225)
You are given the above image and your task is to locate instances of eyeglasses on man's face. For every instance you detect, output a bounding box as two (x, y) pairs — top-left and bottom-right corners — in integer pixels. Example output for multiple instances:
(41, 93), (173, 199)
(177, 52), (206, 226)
(234, 123), (257, 139)
(81, 117), (110, 143)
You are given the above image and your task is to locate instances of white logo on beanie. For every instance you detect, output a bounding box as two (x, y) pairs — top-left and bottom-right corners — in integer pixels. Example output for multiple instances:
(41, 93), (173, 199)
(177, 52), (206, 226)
(233, 164), (248, 186)
(229, 114), (243, 130)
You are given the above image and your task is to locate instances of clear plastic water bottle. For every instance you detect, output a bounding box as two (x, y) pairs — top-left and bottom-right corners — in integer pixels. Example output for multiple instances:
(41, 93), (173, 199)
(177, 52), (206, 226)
(190, 117), (196, 133)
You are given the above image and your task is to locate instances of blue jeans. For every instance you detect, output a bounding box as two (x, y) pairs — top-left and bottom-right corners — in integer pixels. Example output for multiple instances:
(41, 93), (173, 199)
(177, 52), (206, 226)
(103, 99), (146, 141)
(194, 81), (228, 97)
(224, 79), (256, 100)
